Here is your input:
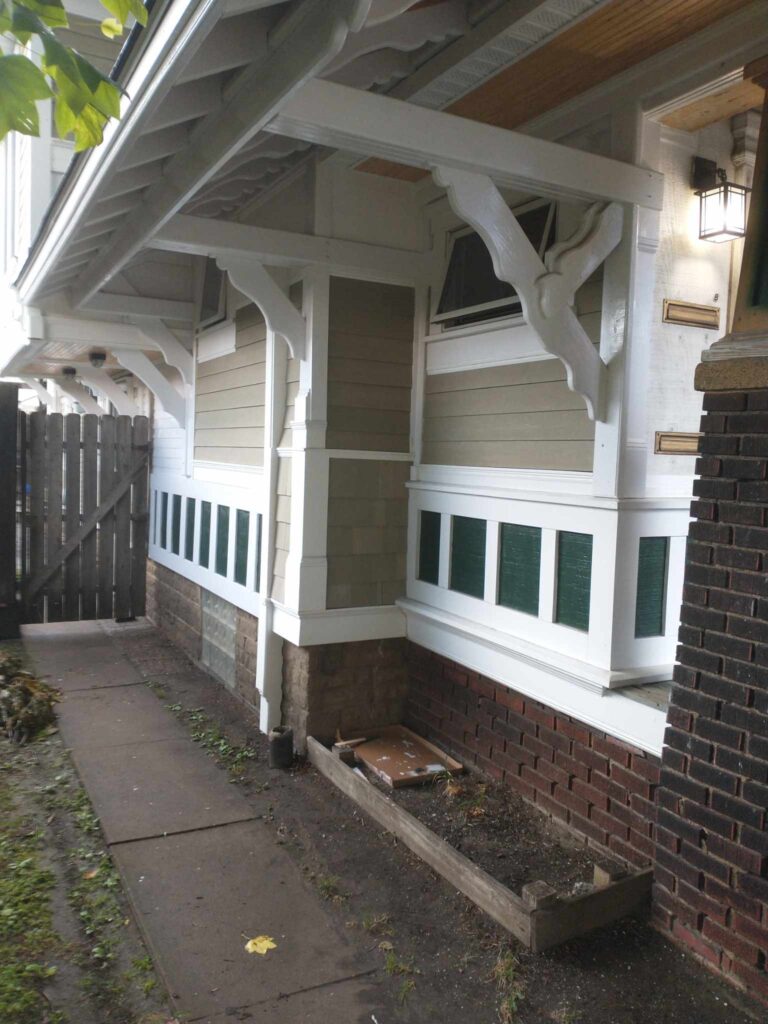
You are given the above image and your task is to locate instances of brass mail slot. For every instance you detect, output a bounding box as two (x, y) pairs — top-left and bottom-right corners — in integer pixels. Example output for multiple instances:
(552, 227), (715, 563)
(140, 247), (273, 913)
(662, 299), (720, 330)
(654, 431), (701, 455)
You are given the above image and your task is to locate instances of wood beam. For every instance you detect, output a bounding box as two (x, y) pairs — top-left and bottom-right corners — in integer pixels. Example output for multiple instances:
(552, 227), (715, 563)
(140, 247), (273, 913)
(71, 0), (371, 307)
(113, 349), (186, 426)
(137, 319), (195, 386)
(267, 79), (663, 209)
(82, 293), (195, 321)
(268, 80), (663, 208)
(149, 213), (427, 283)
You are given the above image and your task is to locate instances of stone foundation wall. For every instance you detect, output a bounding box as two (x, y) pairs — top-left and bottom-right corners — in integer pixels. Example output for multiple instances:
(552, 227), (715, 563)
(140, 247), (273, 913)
(282, 638), (408, 749)
(146, 560), (259, 711)
(655, 388), (768, 1004)
(405, 644), (661, 866)
(146, 560), (202, 663)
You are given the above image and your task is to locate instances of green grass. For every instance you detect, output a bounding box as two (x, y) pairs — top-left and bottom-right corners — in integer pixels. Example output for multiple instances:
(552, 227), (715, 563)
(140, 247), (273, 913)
(491, 949), (526, 1024)
(0, 776), (61, 1024)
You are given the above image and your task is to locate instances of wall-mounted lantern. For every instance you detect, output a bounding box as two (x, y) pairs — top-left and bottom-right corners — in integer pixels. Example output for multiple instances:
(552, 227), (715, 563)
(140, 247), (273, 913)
(692, 156), (750, 243)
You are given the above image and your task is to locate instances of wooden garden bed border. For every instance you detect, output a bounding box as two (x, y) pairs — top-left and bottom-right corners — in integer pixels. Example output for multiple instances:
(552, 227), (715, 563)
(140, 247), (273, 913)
(307, 737), (653, 952)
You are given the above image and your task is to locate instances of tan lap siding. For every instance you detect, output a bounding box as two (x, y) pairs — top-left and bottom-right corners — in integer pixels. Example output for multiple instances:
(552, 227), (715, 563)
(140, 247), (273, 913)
(194, 305), (266, 466)
(272, 457), (291, 604)
(327, 278), (415, 453)
(422, 360), (594, 470)
(327, 459), (409, 608)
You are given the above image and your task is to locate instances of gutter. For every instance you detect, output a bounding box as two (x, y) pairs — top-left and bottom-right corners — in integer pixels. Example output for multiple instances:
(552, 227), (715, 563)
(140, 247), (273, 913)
(15, 0), (222, 305)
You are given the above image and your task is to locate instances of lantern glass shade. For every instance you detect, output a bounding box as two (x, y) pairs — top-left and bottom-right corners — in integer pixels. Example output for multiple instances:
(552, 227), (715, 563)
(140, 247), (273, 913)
(697, 180), (749, 242)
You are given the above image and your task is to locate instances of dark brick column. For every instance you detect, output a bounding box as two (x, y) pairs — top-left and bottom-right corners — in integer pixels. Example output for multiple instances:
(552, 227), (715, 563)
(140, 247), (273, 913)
(654, 389), (768, 1002)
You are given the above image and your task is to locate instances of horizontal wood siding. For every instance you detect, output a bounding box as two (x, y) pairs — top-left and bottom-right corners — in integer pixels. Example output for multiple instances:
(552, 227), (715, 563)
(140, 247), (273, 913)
(327, 277), (415, 452)
(422, 360), (594, 470)
(194, 305), (266, 466)
(272, 457), (291, 603)
(327, 459), (409, 608)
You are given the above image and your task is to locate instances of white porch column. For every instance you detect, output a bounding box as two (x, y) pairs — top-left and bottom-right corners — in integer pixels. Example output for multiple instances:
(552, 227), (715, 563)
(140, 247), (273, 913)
(284, 267), (330, 613)
(593, 107), (661, 500)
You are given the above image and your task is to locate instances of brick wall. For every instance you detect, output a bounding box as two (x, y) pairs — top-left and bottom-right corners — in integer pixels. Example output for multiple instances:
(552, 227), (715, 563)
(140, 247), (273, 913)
(405, 644), (660, 867)
(282, 638), (408, 750)
(235, 607), (259, 708)
(655, 390), (768, 1003)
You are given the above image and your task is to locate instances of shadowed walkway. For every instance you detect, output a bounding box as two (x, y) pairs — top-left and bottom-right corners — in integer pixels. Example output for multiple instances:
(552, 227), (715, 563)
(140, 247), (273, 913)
(24, 620), (379, 1024)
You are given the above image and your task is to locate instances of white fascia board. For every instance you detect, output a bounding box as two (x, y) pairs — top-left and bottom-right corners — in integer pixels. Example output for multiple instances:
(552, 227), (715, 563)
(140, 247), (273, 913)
(150, 214), (429, 284)
(82, 293), (195, 321)
(402, 599), (666, 756)
(15, 0), (223, 306)
(266, 79), (664, 209)
(272, 603), (406, 646)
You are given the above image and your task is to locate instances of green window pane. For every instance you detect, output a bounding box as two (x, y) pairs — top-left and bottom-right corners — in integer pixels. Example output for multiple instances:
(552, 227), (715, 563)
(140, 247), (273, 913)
(498, 524), (541, 615)
(153, 491), (160, 545)
(635, 536), (669, 638)
(184, 498), (195, 562)
(556, 531), (592, 631)
(254, 514), (262, 593)
(235, 509), (249, 586)
(450, 516), (486, 598)
(216, 505), (230, 577)
(171, 494), (181, 555)
(418, 511), (441, 584)
(199, 501), (211, 568)
(159, 492), (168, 549)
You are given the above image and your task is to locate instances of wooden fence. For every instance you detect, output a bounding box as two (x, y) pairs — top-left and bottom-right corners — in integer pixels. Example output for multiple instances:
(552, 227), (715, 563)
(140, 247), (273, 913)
(18, 411), (150, 623)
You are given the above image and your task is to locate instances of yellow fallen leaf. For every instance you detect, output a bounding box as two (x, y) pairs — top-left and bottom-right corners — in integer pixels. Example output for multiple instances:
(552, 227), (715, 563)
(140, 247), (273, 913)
(83, 868), (99, 880)
(245, 935), (277, 955)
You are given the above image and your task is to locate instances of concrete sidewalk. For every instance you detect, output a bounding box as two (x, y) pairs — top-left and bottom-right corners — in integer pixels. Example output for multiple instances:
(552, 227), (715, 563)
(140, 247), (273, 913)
(24, 620), (380, 1024)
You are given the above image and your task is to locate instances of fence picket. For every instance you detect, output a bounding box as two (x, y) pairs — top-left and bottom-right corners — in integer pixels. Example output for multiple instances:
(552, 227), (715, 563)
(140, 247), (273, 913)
(80, 415), (99, 619)
(46, 413), (64, 621)
(97, 416), (116, 618)
(131, 416), (149, 617)
(114, 416), (132, 620)
(64, 414), (81, 620)
(27, 411), (46, 623)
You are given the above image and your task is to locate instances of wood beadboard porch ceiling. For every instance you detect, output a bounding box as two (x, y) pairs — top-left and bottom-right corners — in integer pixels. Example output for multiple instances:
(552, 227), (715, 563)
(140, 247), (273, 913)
(360, 0), (762, 181)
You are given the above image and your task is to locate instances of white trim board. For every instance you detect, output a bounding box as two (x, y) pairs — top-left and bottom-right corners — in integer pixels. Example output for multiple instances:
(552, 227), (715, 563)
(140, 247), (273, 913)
(271, 602), (406, 646)
(401, 599), (666, 756)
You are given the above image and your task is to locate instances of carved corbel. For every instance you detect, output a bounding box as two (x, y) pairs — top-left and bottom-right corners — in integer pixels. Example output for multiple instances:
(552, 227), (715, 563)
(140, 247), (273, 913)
(432, 165), (622, 421)
(217, 257), (306, 360)
(113, 349), (186, 427)
(138, 319), (194, 387)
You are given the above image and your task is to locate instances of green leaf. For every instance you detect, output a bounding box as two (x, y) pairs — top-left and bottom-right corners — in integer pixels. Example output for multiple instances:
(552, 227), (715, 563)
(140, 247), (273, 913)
(19, 0), (68, 28)
(100, 15), (122, 37)
(100, 0), (147, 29)
(0, 53), (52, 141)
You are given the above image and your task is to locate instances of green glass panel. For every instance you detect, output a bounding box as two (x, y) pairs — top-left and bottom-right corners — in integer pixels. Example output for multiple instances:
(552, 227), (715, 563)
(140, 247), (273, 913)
(199, 501), (211, 568)
(216, 505), (230, 577)
(184, 498), (195, 562)
(450, 516), (486, 598)
(556, 531), (593, 631)
(254, 514), (262, 593)
(159, 492), (168, 549)
(635, 536), (669, 638)
(418, 510), (441, 584)
(171, 494), (181, 555)
(234, 509), (249, 586)
(498, 523), (541, 615)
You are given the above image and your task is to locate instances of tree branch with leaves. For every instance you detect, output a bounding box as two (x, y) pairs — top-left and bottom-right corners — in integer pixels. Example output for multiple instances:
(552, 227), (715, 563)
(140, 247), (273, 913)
(0, 0), (148, 150)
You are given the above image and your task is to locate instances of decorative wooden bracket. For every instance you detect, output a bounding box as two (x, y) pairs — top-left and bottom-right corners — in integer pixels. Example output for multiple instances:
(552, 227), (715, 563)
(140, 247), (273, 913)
(432, 166), (624, 421)
(137, 319), (194, 387)
(17, 376), (54, 407)
(113, 349), (186, 427)
(55, 378), (105, 417)
(216, 257), (307, 360)
(77, 367), (142, 418)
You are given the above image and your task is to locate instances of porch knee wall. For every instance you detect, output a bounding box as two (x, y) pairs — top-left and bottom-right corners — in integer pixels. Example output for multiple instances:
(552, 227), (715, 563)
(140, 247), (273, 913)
(654, 389), (768, 1005)
(146, 559), (260, 710)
